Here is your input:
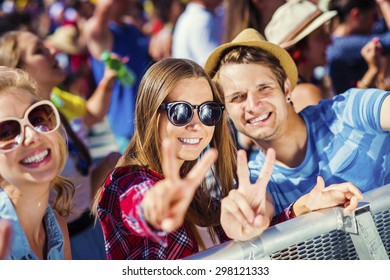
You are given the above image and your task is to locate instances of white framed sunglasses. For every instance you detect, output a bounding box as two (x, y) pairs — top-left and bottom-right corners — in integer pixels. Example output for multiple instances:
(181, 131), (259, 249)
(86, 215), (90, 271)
(0, 100), (61, 153)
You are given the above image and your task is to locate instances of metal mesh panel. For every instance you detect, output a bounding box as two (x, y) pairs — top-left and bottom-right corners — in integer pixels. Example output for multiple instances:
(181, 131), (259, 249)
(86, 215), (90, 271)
(373, 209), (390, 256)
(269, 229), (359, 260)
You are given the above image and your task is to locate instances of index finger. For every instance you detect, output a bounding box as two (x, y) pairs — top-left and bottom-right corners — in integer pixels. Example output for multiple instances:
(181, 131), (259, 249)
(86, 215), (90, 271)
(323, 182), (363, 200)
(161, 138), (180, 182)
(255, 148), (275, 187)
(237, 149), (250, 186)
(186, 148), (218, 189)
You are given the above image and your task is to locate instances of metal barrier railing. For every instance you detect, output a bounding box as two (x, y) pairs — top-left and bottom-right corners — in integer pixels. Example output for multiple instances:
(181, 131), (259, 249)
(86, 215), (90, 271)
(186, 184), (390, 260)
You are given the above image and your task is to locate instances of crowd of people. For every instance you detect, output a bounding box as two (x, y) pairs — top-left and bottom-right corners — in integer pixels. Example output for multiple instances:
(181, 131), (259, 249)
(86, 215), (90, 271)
(0, 0), (389, 260)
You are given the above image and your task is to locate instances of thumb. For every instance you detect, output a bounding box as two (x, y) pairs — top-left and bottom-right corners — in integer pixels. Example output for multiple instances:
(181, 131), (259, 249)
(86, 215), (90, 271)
(313, 176), (325, 193)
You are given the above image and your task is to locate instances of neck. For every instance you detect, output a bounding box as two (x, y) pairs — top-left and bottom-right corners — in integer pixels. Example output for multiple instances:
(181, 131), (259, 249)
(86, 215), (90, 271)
(41, 84), (55, 100)
(333, 23), (351, 36)
(3, 182), (50, 223)
(254, 111), (308, 168)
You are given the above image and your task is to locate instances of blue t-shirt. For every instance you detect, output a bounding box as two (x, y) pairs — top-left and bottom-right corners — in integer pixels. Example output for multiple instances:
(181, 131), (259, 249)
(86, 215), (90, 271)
(0, 189), (65, 260)
(90, 23), (152, 139)
(248, 88), (390, 215)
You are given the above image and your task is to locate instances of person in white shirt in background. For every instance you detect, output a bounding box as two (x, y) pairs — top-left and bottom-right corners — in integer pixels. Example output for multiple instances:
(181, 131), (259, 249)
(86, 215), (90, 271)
(172, 0), (225, 66)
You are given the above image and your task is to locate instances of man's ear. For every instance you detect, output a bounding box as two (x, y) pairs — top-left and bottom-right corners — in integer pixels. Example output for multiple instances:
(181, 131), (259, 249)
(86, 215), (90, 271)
(284, 78), (293, 102)
(350, 7), (360, 20)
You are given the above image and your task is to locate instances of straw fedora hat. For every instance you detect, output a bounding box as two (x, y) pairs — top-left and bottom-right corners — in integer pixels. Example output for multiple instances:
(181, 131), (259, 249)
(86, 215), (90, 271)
(265, 0), (337, 49)
(205, 28), (298, 89)
(46, 25), (84, 55)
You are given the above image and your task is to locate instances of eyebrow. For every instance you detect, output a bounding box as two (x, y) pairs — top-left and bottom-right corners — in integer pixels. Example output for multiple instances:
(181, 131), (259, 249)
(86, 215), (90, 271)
(225, 81), (274, 98)
(225, 91), (245, 99)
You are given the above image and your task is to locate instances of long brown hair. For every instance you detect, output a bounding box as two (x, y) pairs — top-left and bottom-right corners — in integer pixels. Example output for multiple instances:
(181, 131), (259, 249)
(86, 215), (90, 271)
(0, 67), (74, 216)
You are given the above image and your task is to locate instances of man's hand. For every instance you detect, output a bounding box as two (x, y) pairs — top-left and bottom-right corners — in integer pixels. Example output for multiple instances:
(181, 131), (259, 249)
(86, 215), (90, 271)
(293, 176), (363, 216)
(221, 149), (275, 241)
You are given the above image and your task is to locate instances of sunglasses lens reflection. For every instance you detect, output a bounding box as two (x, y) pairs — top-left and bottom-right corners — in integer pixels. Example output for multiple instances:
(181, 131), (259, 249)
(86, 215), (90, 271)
(199, 103), (222, 126)
(0, 103), (59, 152)
(170, 103), (192, 126)
(28, 104), (58, 132)
(0, 120), (22, 150)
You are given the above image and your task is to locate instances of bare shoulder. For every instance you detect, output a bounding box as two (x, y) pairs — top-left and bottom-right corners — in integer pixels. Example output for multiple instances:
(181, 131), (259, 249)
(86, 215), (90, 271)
(291, 83), (324, 113)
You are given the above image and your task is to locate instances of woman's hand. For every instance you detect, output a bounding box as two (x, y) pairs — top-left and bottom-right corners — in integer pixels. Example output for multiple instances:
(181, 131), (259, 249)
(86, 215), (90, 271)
(361, 37), (381, 70)
(221, 149), (275, 241)
(142, 139), (218, 232)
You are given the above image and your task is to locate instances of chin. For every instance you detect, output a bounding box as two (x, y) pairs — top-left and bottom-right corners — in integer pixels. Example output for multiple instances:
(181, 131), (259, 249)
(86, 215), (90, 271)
(179, 153), (200, 162)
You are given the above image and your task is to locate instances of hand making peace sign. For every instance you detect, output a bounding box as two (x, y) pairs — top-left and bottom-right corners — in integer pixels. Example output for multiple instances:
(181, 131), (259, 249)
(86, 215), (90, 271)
(142, 139), (218, 233)
(221, 148), (276, 241)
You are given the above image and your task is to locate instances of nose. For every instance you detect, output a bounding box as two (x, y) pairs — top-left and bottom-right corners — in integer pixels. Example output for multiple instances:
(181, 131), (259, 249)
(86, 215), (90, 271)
(23, 125), (42, 146)
(245, 92), (261, 113)
(186, 110), (203, 130)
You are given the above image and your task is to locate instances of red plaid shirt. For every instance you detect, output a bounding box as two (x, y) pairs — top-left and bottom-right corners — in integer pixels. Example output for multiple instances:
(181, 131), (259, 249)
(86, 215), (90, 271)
(97, 166), (230, 260)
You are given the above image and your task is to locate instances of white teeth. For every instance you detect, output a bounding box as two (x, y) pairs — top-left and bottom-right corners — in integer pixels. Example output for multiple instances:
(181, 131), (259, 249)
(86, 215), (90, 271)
(179, 138), (200, 144)
(22, 150), (49, 164)
(249, 113), (270, 124)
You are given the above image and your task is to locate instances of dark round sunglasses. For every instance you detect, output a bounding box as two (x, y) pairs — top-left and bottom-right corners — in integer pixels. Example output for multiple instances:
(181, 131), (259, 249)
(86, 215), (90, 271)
(159, 101), (225, 127)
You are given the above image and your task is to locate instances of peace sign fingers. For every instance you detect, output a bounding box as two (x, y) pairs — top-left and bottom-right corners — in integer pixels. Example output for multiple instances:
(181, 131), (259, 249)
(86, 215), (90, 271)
(159, 148), (218, 232)
(255, 148), (276, 188)
(161, 138), (180, 184)
(237, 149), (250, 187)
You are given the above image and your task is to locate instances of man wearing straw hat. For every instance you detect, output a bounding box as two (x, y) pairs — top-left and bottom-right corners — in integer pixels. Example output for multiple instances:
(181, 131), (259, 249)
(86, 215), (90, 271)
(205, 27), (390, 219)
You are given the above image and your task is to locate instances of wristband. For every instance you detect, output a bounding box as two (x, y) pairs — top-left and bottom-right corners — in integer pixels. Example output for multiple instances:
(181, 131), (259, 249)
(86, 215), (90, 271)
(284, 201), (296, 219)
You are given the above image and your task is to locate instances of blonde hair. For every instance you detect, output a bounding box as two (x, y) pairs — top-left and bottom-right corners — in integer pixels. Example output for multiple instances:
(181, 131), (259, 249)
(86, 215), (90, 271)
(0, 31), (24, 68)
(0, 67), (74, 217)
(94, 58), (237, 246)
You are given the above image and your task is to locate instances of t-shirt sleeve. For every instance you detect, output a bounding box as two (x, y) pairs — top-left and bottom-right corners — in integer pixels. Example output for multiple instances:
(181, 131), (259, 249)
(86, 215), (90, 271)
(330, 88), (390, 134)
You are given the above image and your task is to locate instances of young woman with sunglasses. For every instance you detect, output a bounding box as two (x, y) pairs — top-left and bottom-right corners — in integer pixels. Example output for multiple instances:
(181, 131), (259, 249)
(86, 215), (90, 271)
(0, 30), (120, 259)
(94, 58), (276, 260)
(0, 67), (74, 259)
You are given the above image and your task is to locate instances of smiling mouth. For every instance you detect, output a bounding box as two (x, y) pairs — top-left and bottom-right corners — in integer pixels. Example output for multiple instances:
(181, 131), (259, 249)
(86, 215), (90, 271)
(178, 138), (201, 144)
(248, 112), (271, 124)
(21, 149), (49, 164)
